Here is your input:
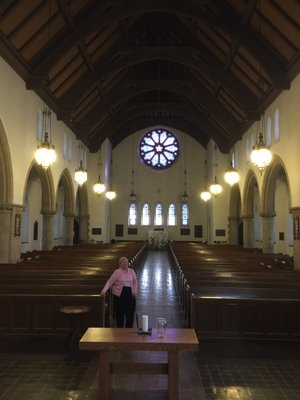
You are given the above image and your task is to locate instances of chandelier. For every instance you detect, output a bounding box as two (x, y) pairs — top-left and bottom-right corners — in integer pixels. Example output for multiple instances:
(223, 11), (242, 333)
(105, 157), (116, 200)
(250, 4), (272, 175)
(200, 188), (212, 202)
(250, 117), (272, 174)
(75, 160), (87, 185)
(93, 176), (105, 195)
(93, 152), (105, 195)
(74, 142), (87, 185)
(35, 106), (56, 169)
(209, 144), (222, 195)
(224, 162), (239, 186)
(210, 177), (223, 195)
(200, 155), (212, 202)
(106, 190), (116, 200)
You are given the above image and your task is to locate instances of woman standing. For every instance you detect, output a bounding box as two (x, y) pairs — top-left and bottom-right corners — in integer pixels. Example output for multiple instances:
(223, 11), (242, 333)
(101, 256), (137, 328)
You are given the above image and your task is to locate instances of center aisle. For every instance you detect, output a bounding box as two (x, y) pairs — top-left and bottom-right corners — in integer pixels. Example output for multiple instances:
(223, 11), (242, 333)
(136, 248), (186, 329)
(84, 248), (204, 400)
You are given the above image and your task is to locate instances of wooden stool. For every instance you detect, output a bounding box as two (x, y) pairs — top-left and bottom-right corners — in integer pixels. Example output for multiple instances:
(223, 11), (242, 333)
(60, 305), (91, 350)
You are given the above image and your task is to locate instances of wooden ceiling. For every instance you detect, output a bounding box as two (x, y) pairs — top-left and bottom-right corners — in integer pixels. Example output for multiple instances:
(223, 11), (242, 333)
(1, 0), (300, 153)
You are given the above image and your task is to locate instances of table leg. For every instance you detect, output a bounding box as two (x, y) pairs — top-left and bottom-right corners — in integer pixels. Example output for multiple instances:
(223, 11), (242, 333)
(168, 351), (179, 400)
(98, 350), (110, 400)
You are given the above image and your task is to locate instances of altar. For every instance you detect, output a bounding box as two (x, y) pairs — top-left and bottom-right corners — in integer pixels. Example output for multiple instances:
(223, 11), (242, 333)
(148, 230), (168, 249)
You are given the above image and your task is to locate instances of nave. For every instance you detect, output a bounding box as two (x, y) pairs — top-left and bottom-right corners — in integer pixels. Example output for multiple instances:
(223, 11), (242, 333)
(1, 249), (300, 400)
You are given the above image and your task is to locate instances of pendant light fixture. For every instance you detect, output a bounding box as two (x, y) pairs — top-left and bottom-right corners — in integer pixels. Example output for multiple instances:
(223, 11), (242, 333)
(182, 134), (188, 203)
(35, 3), (56, 170)
(209, 144), (222, 196)
(74, 142), (87, 185)
(129, 135), (136, 202)
(250, 1), (272, 174)
(35, 105), (56, 169)
(93, 150), (105, 195)
(224, 160), (239, 186)
(250, 113), (272, 174)
(200, 151), (212, 202)
(105, 157), (116, 200)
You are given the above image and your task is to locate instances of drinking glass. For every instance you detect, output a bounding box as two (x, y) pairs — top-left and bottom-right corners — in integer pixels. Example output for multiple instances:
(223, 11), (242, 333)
(156, 317), (167, 338)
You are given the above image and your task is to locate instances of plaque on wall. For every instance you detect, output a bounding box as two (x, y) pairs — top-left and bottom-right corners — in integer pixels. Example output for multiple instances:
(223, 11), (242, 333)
(180, 228), (190, 236)
(92, 228), (102, 235)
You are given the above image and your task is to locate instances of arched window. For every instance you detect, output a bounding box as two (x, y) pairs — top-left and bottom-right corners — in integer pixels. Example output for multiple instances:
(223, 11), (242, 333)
(266, 116), (272, 147)
(167, 203), (176, 226)
(141, 203), (151, 226)
(154, 203), (163, 226)
(274, 109), (280, 141)
(128, 202), (137, 226)
(181, 203), (189, 226)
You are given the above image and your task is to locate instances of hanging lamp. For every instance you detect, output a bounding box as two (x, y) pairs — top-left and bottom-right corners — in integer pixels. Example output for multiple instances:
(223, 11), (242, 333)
(35, 106), (56, 169)
(250, 118), (272, 174)
(75, 143), (87, 185)
(93, 151), (105, 195)
(200, 155), (212, 201)
(224, 161), (239, 186)
(209, 145), (222, 196)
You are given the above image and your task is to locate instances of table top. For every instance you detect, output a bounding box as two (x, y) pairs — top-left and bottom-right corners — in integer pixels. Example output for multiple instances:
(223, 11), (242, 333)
(79, 327), (199, 352)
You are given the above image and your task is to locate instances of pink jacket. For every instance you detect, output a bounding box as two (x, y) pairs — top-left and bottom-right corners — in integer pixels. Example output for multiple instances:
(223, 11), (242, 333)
(101, 267), (138, 297)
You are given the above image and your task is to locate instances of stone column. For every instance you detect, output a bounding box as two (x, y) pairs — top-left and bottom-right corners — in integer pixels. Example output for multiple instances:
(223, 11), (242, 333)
(79, 214), (89, 244)
(228, 216), (239, 245)
(41, 210), (55, 250)
(291, 208), (300, 270)
(64, 213), (75, 246)
(242, 214), (254, 248)
(0, 203), (12, 263)
(8, 205), (23, 263)
(260, 212), (276, 254)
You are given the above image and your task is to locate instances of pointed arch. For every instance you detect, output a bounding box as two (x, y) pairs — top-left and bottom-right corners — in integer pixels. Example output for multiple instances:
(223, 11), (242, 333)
(0, 119), (13, 203)
(57, 168), (75, 215)
(23, 161), (56, 212)
(261, 155), (291, 215)
(229, 184), (241, 218)
(243, 170), (259, 217)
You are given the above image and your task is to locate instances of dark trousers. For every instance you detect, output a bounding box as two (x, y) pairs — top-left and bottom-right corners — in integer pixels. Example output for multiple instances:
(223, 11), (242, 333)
(113, 287), (136, 328)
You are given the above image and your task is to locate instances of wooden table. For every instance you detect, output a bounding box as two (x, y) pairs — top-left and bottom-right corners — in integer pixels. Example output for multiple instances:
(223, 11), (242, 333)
(79, 327), (199, 400)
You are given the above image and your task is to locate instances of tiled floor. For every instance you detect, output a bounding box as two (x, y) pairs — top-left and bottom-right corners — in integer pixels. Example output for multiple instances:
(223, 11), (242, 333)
(1, 249), (300, 399)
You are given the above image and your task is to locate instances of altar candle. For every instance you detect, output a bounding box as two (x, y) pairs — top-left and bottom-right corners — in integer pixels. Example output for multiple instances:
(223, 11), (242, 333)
(142, 315), (148, 332)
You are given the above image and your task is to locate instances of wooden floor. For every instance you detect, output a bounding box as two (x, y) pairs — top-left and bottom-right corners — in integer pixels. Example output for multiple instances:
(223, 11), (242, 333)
(1, 248), (300, 400)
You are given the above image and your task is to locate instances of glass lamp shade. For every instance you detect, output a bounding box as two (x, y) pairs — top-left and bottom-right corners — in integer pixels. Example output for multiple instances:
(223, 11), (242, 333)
(105, 190), (116, 200)
(200, 189), (212, 202)
(93, 181), (105, 195)
(224, 165), (239, 186)
(209, 178), (223, 195)
(35, 133), (56, 169)
(250, 133), (272, 173)
(74, 161), (87, 185)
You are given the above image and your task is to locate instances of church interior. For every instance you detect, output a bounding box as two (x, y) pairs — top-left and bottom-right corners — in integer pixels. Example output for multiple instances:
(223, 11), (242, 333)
(1, 1), (300, 399)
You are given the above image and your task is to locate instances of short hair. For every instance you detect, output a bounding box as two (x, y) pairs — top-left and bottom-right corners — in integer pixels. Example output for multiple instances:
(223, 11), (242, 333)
(118, 256), (128, 265)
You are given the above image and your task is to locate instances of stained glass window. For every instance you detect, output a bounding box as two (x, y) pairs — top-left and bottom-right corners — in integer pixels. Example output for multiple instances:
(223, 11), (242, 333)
(181, 203), (189, 226)
(167, 203), (176, 226)
(141, 203), (151, 226)
(128, 202), (137, 226)
(139, 129), (179, 169)
(154, 203), (163, 226)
